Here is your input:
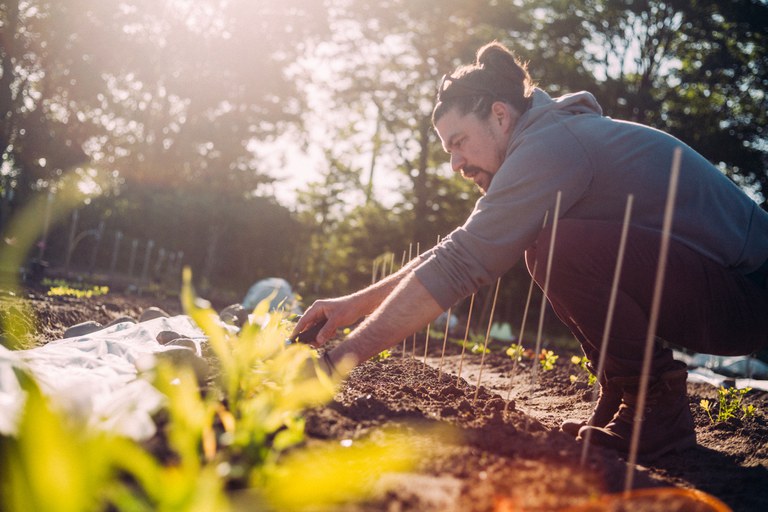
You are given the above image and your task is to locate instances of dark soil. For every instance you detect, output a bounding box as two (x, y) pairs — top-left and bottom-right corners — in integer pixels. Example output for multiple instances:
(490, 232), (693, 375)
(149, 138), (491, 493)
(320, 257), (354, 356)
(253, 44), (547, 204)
(4, 289), (768, 511)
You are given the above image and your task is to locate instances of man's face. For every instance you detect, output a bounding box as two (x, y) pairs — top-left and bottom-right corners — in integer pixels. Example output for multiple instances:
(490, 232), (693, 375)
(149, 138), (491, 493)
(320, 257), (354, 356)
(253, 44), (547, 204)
(435, 106), (509, 194)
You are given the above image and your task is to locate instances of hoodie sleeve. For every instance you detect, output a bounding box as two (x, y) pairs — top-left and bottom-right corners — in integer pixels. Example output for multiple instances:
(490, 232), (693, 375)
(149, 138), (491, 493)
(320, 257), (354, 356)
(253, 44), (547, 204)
(414, 113), (597, 309)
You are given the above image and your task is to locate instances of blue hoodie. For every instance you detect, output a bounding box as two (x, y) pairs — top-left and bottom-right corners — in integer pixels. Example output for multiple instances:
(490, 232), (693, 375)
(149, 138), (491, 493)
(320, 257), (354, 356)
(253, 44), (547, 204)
(416, 88), (768, 309)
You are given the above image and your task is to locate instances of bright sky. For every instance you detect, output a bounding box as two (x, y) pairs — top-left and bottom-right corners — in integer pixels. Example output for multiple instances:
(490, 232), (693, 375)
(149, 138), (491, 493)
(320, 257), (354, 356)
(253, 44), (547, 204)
(259, 133), (406, 210)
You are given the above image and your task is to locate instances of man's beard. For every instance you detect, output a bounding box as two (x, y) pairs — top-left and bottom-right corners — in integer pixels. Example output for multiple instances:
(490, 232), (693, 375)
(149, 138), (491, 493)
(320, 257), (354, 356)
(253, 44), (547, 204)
(461, 166), (494, 194)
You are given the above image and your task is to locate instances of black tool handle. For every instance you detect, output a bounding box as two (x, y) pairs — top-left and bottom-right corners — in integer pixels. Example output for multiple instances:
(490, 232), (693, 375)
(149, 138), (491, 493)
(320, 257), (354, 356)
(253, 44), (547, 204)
(289, 318), (327, 344)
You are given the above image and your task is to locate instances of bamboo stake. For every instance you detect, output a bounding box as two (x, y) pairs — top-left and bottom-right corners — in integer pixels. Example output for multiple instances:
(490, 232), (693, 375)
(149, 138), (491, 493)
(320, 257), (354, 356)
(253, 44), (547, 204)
(437, 308), (452, 380)
(456, 293), (476, 386)
(625, 148), (682, 491)
(402, 245), (412, 357)
(421, 235), (441, 363)
(422, 323), (432, 363)
(580, 194), (634, 466)
(473, 277), (502, 404)
(532, 191), (562, 386)
(505, 211), (549, 407)
(411, 242), (420, 359)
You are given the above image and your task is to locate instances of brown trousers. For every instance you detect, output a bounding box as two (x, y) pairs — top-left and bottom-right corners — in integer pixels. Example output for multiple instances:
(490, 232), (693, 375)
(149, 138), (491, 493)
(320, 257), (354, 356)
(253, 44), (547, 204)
(525, 219), (768, 379)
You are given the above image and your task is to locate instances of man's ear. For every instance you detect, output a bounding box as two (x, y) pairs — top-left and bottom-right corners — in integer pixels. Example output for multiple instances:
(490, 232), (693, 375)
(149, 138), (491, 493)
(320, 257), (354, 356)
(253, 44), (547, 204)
(491, 101), (518, 132)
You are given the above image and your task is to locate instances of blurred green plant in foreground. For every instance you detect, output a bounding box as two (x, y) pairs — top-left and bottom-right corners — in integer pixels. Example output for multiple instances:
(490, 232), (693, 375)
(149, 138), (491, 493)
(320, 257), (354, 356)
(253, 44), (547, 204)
(0, 268), (426, 511)
(0, 181), (87, 350)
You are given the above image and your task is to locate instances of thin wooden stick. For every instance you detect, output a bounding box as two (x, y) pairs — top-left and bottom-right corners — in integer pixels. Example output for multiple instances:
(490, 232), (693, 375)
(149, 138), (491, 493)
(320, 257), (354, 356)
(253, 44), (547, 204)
(456, 293), (475, 385)
(402, 245), (412, 357)
(624, 148), (682, 491)
(580, 194), (634, 466)
(532, 191), (562, 386)
(505, 211), (549, 406)
(421, 235), (441, 363)
(438, 308), (452, 380)
(474, 277), (502, 404)
(422, 323), (432, 363)
(379, 254), (388, 282)
(411, 242), (420, 359)
(371, 259), (379, 285)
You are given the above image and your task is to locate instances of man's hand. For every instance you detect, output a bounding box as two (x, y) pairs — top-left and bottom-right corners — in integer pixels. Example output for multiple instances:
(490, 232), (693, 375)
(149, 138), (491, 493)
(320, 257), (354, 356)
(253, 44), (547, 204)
(292, 252), (430, 347)
(291, 295), (371, 346)
(326, 273), (444, 366)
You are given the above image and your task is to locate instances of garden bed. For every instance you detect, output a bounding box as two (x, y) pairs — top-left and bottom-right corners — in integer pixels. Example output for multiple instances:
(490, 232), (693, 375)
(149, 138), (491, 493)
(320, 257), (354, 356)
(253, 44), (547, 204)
(3, 289), (767, 511)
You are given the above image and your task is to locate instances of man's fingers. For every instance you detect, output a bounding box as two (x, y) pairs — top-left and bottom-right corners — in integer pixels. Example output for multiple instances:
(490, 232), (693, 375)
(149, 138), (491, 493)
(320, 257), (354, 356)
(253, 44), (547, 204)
(291, 304), (326, 336)
(292, 320), (327, 344)
(289, 298), (351, 345)
(316, 323), (336, 345)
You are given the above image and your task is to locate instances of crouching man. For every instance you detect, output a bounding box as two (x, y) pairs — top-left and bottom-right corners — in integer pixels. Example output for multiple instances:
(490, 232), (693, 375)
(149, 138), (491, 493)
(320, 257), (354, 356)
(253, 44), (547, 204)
(293, 41), (768, 461)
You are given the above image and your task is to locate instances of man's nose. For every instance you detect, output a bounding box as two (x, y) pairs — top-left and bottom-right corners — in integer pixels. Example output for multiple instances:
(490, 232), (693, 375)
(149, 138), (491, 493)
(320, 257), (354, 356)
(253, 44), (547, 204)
(450, 152), (465, 173)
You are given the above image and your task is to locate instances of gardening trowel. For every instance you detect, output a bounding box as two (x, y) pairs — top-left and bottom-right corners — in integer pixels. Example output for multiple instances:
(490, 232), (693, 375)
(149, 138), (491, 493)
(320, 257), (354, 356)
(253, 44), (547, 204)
(287, 317), (327, 345)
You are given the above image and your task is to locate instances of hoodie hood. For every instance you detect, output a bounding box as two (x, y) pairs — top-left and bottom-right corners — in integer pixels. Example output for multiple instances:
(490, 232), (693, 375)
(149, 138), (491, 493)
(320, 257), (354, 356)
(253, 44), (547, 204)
(530, 87), (603, 116)
(508, 88), (603, 151)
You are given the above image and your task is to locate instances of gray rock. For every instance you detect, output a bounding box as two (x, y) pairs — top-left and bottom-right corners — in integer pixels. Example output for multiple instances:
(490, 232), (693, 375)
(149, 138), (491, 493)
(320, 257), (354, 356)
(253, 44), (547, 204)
(219, 303), (249, 328)
(139, 307), (170, 322)
(105, 315), (137, 328)
(63, 321), (104, 339)
(166, 337), (201, 356)
(156, 330), (181, 345)
(153, 347), (209, 384)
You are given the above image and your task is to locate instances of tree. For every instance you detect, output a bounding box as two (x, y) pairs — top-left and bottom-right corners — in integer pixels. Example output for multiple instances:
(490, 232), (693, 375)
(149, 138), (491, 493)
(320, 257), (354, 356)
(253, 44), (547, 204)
(293, 0), (530, 248)
(666, 0), (767, 201)
(1, 0), (332, 292)
(529, 0), (767, 204)
(0, 1), (96, 223)
(292, 156), (367, 296)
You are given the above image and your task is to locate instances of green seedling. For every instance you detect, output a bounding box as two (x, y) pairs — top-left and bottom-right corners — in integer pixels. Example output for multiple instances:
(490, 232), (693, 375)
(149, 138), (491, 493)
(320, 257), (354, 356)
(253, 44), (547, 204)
(538, 349), (558, 372)
(506, 343), (524, 362)
(375, 349), (393, 361)
(569, 355), (597, 386)
(460, 332), (490, 355)
(742, 403), (757, 420)
(700, 386), (757, 424)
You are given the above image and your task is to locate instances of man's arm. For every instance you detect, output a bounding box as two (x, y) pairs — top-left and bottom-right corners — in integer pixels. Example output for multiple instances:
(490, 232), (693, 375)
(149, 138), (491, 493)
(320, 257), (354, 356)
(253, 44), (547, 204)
(325, 271), (444, 368)
(292, 252), (430, 345)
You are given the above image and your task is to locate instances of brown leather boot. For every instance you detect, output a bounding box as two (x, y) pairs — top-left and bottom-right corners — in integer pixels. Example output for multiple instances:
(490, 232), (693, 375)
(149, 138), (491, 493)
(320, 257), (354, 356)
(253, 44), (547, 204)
(577, 362), (696, 462)
(561, 378), (622, 437)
